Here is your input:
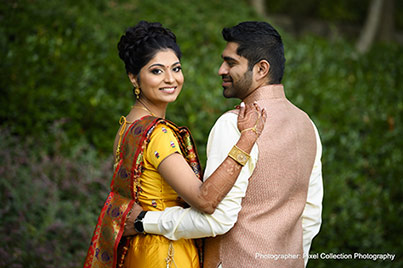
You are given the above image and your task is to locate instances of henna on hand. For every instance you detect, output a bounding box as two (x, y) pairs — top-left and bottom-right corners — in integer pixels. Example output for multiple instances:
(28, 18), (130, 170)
(157, 103), (267, 215)
(197, 160), (242, 212)
(194, 102), (266, 214)
(237, 102), (267, 145)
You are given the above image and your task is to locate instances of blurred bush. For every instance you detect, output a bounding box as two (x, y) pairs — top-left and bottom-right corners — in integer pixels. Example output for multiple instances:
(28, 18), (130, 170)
(0, 122), (112, 267)
(0, 0), (402, 267)
(283, 36), (402, 267)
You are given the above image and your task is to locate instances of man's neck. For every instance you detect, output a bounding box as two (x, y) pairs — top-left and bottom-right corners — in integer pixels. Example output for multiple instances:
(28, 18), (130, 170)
(242, 84), (285, 104)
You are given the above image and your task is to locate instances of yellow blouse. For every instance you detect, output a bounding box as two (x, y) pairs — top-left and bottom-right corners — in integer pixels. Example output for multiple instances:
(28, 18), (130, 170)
(124, 124), (200, 268)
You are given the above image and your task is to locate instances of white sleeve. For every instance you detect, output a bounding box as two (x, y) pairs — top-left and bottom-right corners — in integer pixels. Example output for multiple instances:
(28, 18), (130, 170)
(302, 120), (323, 267)
(143, 112), (258, 240)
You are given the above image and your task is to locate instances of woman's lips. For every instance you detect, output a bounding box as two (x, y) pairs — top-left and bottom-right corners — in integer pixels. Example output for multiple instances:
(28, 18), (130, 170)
(160, 87), (176, 93)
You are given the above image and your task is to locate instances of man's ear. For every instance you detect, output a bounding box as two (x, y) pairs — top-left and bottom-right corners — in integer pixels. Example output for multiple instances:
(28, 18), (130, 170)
(254, 60), (270, 82)
(128, 73), (139, 87)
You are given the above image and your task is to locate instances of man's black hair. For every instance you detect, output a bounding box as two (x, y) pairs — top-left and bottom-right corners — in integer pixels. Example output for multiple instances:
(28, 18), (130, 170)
(222, 21), (285, 84)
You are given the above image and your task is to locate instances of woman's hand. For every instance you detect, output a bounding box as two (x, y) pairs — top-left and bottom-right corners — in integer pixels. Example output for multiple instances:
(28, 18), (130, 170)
(157, 101), (266, 215)
(237, 102), (267, 142)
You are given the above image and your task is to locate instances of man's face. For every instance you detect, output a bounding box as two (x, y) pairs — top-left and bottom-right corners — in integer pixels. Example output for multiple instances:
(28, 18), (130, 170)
(218, 42), (253, 99)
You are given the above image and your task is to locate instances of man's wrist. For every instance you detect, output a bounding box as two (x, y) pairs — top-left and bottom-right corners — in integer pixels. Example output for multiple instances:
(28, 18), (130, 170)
(142, 210), (163, 234)
(134, 211), (147, 233)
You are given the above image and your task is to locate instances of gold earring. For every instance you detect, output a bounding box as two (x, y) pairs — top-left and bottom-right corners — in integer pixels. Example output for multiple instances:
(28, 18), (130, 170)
(134, 87), (140, 99)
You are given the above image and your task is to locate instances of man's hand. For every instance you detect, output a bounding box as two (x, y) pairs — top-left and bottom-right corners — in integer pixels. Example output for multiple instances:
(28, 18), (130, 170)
(123, 203), (144, 236)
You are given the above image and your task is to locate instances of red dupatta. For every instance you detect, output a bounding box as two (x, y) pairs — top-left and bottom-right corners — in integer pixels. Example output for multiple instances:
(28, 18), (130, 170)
(83, 116), (202, 268)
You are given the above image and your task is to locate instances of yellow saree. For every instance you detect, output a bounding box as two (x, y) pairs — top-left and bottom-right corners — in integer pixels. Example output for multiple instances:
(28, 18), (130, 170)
(84, 116), (202, 268)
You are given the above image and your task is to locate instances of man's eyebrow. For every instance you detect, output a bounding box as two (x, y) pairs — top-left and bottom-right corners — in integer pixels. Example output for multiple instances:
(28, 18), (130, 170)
(222, 56), (237, 62)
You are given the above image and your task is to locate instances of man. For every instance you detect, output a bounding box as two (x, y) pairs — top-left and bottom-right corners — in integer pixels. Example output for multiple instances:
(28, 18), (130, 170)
(130, 21), (323, 267)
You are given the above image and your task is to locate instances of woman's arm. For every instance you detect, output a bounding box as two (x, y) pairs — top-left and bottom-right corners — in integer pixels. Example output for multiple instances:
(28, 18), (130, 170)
(159, 102), (266, 214)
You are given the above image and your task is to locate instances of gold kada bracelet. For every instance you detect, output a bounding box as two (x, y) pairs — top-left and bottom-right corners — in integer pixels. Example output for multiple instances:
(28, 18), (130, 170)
(228, 145), (250, 166)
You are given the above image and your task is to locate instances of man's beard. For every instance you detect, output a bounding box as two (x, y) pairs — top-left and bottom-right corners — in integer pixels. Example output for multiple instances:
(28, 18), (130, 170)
(223, 70), (252, 99)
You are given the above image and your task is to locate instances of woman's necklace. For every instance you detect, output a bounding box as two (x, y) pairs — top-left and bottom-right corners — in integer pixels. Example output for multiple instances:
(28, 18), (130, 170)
(132, 100), (157, 117)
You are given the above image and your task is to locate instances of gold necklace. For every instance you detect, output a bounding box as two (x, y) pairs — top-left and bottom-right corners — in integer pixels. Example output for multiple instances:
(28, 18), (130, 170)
(132, 100), (157, 117)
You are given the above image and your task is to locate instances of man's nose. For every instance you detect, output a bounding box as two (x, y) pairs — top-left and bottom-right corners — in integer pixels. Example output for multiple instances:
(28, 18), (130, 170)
(218, 62), (228, 76)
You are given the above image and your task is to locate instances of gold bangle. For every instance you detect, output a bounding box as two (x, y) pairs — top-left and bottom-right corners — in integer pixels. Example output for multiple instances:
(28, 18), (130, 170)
(228, 145), (250, 166)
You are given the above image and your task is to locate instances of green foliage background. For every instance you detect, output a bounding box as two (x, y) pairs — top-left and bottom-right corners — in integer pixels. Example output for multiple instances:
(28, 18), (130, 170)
(1, 0), (402, 267)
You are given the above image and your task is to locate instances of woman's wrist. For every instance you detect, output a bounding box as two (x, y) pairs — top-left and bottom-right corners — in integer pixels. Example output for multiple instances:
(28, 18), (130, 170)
(237, 132), (257, 153)
(228, 145), (251, 166)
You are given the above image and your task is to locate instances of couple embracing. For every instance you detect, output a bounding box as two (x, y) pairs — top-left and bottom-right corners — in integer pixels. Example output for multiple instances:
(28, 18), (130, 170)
(84, 20), (323, 268)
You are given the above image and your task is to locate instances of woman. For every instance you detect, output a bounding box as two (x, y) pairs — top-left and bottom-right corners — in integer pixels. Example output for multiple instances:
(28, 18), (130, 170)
(84, 21), (266, 268)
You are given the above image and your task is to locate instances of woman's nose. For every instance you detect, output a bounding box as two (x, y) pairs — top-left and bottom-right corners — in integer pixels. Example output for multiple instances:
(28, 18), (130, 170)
(164, 70), (175, 83)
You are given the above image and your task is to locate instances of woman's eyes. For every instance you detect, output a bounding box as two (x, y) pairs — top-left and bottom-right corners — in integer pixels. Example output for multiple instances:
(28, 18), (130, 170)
(151, 69), (162, 74)
(150, 66), (182, 74)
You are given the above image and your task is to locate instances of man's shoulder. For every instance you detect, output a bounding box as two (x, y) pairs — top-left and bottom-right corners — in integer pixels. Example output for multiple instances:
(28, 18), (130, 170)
(206, 110), (241, 156)
(282, 99), (313, 121)
(213, 110), (238, 127)
(220, 109), (238, 119)
(209, 110), (240, 138)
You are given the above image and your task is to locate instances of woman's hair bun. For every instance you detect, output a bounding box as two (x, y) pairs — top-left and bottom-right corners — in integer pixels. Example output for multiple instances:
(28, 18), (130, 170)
(117, 21), (181, 75)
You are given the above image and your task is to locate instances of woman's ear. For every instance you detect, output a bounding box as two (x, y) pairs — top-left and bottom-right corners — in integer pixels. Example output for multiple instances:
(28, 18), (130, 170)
(128, 73), (139, 87)
(255, 60), (270, 82)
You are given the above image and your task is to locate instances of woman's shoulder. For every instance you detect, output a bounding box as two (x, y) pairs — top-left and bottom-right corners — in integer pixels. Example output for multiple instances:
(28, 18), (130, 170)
(149, 122), (179, 140)
(152, 123), (173, 133)
(127, 115), (160, 135)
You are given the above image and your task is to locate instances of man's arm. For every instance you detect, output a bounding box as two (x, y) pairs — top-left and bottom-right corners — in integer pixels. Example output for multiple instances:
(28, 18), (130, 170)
(302, 121), (323, 267)
(143, 112), (258, 240)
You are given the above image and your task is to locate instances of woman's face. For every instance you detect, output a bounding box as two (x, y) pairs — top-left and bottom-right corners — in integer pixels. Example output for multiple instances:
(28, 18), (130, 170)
(136, 49), (184, 106)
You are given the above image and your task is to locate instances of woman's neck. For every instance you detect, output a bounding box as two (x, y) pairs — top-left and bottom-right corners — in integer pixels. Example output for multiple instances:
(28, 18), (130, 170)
(132, 99), (167, 119)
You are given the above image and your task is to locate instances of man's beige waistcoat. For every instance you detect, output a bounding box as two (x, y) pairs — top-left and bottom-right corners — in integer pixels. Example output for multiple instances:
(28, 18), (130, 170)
(204, 85), (317, 268)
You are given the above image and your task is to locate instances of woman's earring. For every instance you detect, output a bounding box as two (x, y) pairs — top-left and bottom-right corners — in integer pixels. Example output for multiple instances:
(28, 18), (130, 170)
(134, 87), (140, 99)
